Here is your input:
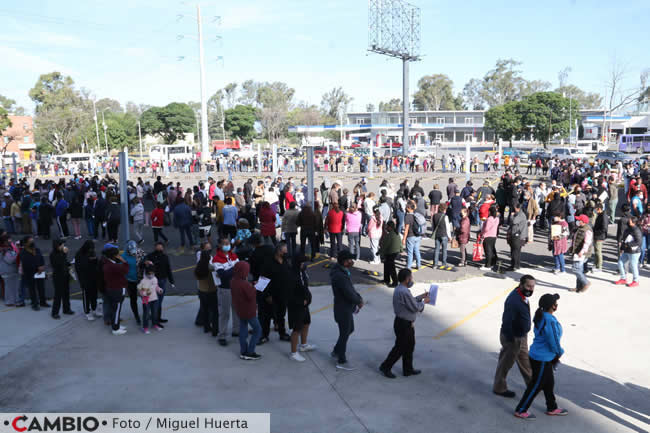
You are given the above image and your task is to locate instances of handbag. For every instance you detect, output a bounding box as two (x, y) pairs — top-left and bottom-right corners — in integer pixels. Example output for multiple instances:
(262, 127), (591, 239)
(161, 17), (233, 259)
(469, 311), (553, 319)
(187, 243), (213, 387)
(472, 235), (484, 262)
(451, 237), (459, 249)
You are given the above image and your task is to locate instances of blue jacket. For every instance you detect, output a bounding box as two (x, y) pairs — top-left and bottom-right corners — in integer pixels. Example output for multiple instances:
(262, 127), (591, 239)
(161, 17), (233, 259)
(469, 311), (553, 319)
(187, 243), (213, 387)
(121, 252), (138, 282)
(500, 288), (531, 341)
(173, 202), (192, 227)
(529, 312), (564, 362)
(55, 199), (69, 218)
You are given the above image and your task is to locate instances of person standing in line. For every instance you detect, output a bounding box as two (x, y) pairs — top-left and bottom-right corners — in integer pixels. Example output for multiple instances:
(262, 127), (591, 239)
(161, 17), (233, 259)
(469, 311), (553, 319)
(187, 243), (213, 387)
(457, 208), (471, 267)
(367, 206), (383, 265)
(281, 201), (300, 259)
(19, 236), (47, 310)
(493, 275), (535, 398)
(344, 204), (362, 260)
(50, 239), (74, 319)
(480, 205), (499, 271)
(378, 220), (402, 287)
(549, 214), (569, 274)
(325, 202), (345, 260)
(591, 203), (608, 273)
(428, 184), (442, 222)
(75, 240), (101, 321)
(101, 244), (129, 335)
(231, 260), (262, 360)
(105, 197), (121, 244)
(379, 268), (429, 379)
(122, 241), (142, 325)
(137, 264), (163, 334)
(431, 203), (452, 270)
(143, 242), (174, 324)
(514, 293), (567, 420)
(260, 242), (292, 342)
(0, 234), (19, 307)
(173, 196), (194, 253)
(287, 255), (315, 362)
(569, 214), (593, 293)
(614, 216), (642, 287)
(54, 193), (69, 239)
(195, 241), (218, 336)
(212, 237), (240, 346)
(402, 201), (422, 270)
(150, 202), (168, 244)
(507, 202), (527, 271)
(297, 204), (318, 260)
(330, 250), (364, 370)
(130, 197), (145, 245)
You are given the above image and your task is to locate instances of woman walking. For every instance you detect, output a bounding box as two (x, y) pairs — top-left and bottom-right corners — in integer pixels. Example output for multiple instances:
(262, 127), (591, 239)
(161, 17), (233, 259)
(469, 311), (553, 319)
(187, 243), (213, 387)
(514, 293), (567, 420)
(480, 206), (499, 271)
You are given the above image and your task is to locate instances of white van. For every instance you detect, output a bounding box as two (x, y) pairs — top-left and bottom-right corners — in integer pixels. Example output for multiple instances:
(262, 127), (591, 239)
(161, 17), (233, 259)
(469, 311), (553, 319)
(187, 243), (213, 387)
(551, 148), (573, 160)
(576, 140), (608, 154)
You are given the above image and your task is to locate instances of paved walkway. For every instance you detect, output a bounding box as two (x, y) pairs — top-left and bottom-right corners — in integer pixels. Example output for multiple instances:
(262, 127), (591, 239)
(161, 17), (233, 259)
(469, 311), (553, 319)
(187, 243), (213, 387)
(1, 265), (648, 433)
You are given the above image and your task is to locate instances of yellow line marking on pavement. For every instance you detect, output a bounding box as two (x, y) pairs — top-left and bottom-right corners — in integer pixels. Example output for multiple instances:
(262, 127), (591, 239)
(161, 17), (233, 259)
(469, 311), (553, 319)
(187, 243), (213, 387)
(173, 265), (195, 273)
(308, 258), (330, 268)
(432, 287), (511, 339)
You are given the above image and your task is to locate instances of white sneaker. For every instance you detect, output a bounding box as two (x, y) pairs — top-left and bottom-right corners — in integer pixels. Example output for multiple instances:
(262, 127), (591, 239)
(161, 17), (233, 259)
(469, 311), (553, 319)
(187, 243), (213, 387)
(592, 268), (601, 273)
(336, 362), (356, 371)
(289, 352), (306, 362)
(118, 325), (127, 332)
(93, 310), (103, 318)
(112, 328), (127, 336)
(86, 313), (96, 321)
(479, 266), (491, 271)
(299, 343), (317, 352)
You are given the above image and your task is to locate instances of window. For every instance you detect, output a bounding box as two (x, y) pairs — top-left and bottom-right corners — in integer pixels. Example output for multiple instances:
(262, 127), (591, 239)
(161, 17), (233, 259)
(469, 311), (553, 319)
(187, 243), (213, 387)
(3, 137), (8, 144)
(436, 117), (445, 124)
(24, 137), (29, 143)
(465, 117), (473, 125)
(435, 133), (444, 142)
(409, 117), (417, 125)
(464, 133), (474, 142)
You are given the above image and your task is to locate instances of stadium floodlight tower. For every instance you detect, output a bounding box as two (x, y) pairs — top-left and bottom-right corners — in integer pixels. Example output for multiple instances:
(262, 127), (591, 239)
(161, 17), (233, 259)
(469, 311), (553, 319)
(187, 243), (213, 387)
(368, 0), (421, 155)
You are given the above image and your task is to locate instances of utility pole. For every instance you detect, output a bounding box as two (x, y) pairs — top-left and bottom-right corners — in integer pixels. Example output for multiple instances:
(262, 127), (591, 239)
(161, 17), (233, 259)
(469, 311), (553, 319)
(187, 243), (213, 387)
(118, 149), (130, 245)
(92, 100), (100, 154)
(403, 58), (410, 155)
(306, 146), (314, 206)
(197, 4), (210, 163)
(137, 121), (143, 157)
(101, 111), (109, 156)
(569, 94), (573, 145)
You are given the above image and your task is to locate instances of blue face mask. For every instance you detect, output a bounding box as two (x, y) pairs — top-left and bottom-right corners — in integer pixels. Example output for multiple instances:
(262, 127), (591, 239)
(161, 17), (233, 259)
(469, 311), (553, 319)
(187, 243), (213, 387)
(222, 245), (231, 252)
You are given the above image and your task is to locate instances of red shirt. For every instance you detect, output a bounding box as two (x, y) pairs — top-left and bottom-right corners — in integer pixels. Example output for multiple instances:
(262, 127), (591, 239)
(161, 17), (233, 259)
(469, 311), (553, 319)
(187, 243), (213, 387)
(325, 209), (344, 233)
(151, 208), (164, 228)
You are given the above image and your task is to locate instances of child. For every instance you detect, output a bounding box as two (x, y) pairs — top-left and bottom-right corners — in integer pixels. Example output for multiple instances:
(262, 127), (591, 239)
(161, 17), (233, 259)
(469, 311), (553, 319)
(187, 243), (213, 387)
(138, 265), (163, 334)
(234, 218), (253, 260)
(549, 214), (569, 274)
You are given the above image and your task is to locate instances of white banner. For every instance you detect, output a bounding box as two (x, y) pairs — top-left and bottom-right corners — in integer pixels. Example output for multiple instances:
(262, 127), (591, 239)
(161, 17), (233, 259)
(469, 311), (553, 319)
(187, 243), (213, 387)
(0, 413), (269, 433)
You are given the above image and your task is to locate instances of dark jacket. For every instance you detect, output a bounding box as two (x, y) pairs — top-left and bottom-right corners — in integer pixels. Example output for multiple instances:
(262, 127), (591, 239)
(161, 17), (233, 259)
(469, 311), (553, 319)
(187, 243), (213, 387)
(249, 244), (273, 281)
(288, 267), (312, 309)
(102, 258), (128, 292)
(621, 226), (643, 254)
(231, 261), (257, 320)
(297, 207), (316, 232)
(330, 263), (363, 321)
(617, 211), (632, 243)
(173, 202), (193, 227)
(500, 288), (531, 341)
(262, 256), (292, 301)
(144, 250), (174, 284)
(593, 212), (608, 241)
(75, 251), (97, 290)
(94, 197), (107, 220)
(50, 250), (70, 290)
(19, 247), (44, 280)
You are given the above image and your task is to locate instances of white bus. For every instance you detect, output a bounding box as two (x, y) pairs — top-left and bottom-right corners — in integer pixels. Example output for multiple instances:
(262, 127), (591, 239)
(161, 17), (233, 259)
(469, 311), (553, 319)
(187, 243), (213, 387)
(149, 144), (195, 161)
(51, 153), (96, 166)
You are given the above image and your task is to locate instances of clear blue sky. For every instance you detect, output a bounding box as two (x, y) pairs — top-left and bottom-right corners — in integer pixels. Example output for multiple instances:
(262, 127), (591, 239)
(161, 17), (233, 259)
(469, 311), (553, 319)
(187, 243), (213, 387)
(1, 0), (648, 114)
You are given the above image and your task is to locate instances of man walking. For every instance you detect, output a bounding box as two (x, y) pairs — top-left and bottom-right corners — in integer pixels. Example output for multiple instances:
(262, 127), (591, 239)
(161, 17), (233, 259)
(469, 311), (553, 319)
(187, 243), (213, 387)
(507, 202), (527, 271)
(570, 214), (593, 293)
(493, 275), (534, 398)
(379, 269), (429, 378)
(330, 250), (364, 370)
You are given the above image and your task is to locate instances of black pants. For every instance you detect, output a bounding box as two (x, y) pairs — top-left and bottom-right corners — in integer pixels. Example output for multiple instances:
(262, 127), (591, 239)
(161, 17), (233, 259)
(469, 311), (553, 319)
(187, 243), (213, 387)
(94, 218), (106, 239)
(127, 281), (141, 322)
(258, 292), (274, 338)
(300, 230), (317, 259)
(104, 290), (125, 331)
(516, 358), (558, 413)
(333, 313), (354, 363)
(381, 317), (416, 373)
(107, 221), (119, 241)
(273, 298), (288, 337)
(384, 253), (398, 285)
(153, 227), (168, 242)
(510, 237), (522, 270)
(81, 283), (97, 314)
(329, 232), (342, 258)
(484, 236), (497, 268)
(198, 291), (218, 335)
(222, 225), (236, 240)
(26, 278), (47, 306)
(38, 220), (50, 239)
(51, 280), (71, 315)
(57, 216), (69, 238)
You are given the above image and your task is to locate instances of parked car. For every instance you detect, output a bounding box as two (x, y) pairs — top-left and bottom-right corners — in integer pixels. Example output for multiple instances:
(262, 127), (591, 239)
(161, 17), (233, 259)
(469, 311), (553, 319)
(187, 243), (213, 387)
(595, 151), (637, 164)
(313, 147), (342, 155)
(502, 148), (529, 162)
(278, 146), (294, 155)
(551, 147), (573, 160)
(528, 149), (552, 162)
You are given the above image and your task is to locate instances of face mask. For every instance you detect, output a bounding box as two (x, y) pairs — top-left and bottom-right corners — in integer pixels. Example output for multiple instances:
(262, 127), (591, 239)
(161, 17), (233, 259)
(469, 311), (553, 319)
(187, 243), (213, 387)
(156, 249), (163, 254)
(222, 245), (231, 252)
(407, 280), (414, 288)
(521, 288), (533, 297)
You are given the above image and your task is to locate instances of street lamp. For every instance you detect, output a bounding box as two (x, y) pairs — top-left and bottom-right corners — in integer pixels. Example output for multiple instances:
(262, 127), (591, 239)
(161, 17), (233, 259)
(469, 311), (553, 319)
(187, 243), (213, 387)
(101, 108), (110, 156)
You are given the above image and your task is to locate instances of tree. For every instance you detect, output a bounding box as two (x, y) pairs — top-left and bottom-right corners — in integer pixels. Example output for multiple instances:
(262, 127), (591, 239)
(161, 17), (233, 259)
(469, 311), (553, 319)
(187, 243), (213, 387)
(288, 103), (322, 126)
(224, 105), (257, 141)
(224, 83), (238, 109)
(95, 98), (122, 113)
(484, 101), (522, 145)
(558, 67), (572, 89)
(480, 59), (527, 107)
(140, 103), (196, 143)
(0, 95), (25, 115)
(378, 98), (402, 111)
(0, 107), (11, 132)
(520, 80), (552, 98)
(555, 84), (603, 109)
(257, 81), (294, 143)
(518, 92), (578, 145)
(125, 101), (148, 118)
(366, 103), (375, 112)
(29, 72), (87, 154)
(462, 78), (485, 110)
(412, 74), (456, 110)
(320, 87), (352, 119)
(239, 80), (261, 106)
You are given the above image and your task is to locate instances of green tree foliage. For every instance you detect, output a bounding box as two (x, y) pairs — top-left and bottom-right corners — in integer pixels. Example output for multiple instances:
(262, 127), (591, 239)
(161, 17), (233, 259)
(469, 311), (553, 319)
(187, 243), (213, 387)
(480, 59), (527, 107)
(378, 98), (402, 111)
(0, 95), (25, 115)
(140, 103), (196, 143)
(484, 101), (522, 145)
(518, 92), (578, 144)
(258, 82), (294, 143)
(288, 103), (322, 126)
(320, 87), (352, 119)
(224, 83), (238, 109)
(555, 85), (603, 109)
(224, 105), (257, 141)
(0, 107), (11, 132)
(462, 78), (485, 110)
(413, 74), (458, 110)
(95, 98), (123, 113)
(239, 80), (261, 107)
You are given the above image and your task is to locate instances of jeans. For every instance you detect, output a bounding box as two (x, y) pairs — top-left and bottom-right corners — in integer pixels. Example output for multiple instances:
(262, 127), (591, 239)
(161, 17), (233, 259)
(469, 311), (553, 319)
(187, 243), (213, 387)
(133, 220), (144, 243)
(333, 312), (354, 363)
(329, 232), (342, 258)
(433, 237), (448, 266)
(239, 317), (262, 355)
(347, 232), (360, 260)
(396, 210), (405, 234)
(573, 257), (589, 289)
(639, 234), (650, 265)
(618, 252), (640, 282)
(553, 254), (565, 272)
(178, 224), (193, 247)
(405, 236), (422, 269)
(142, 300), (159, 328)
(285, 232), (297, 259)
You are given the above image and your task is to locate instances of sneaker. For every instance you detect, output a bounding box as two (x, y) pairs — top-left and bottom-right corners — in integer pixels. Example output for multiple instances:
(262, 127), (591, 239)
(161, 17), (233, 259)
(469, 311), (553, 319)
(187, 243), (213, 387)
(93, 310), (103, 318)
(289, 352), (306, 362)
(479, 266), (491, 271)
(591, 268), (601, 274)
(247, 352), (262, 360)
(336, 362), (356, 371)
(86, 313), (96, 321)
(514, 412), (536, 420)
(153, 325), (163, 331)
(545, 408), (568, 416)
(299, 343), (317, 352)
(614, 279), (627, 285)
(142, 328), (151, 334)
(112, 328), (127, 336)
(628, 281), (640, 287)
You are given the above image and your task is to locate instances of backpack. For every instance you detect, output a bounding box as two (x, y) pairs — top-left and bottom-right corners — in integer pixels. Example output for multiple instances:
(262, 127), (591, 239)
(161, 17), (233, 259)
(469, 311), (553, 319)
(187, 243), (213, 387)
(412, 212), (426, 237)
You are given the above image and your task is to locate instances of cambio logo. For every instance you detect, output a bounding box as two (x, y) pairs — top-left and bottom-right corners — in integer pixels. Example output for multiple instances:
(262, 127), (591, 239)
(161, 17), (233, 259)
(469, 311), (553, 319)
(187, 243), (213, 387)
(5, 416), (102, 432)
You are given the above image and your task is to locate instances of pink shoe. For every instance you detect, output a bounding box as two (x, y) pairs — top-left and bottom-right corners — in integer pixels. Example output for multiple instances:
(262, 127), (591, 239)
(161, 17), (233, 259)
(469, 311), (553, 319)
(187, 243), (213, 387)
(514, 412), (536, 420)
(627, 281), (639, 288)
(153, 325), (163, 331)
(142, 327), (150, 334)
(545, 408), (568, 416)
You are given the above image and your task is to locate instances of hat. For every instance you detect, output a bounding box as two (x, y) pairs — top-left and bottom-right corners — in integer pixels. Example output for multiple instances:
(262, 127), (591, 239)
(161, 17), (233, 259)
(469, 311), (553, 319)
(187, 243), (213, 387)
(103, 242), (119, 251)
(576, 214), (589, 224)
(539, 293), (560, 311)
(337, 249), (356, 262)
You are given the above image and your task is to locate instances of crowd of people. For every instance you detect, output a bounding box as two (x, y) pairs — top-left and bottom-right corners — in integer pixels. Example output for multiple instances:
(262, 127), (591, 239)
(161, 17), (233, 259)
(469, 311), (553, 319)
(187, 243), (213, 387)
(0, 151), (648, 420)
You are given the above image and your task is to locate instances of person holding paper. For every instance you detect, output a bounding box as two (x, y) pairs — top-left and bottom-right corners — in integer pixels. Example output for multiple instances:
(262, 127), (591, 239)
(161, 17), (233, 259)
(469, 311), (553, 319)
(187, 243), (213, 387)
(379, 269), (428, 379)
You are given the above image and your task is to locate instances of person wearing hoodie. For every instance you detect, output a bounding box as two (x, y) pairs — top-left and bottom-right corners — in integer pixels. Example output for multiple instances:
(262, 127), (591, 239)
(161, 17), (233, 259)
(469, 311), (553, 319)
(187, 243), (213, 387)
(378, 220), (402, 287)
(75, 240), (101, 321)
(231, 261), (262, 360)
(212, 237), (240, 346)
(287, 255), (315, 362)
(330, 249), (364, 370)
(614, 216), (643, 287)
(102, 244), (129, 335)
(50, 238), (74, 319)
(259, 242), (292, 343)
(514, 293), (567, 420)
(54, 193), (69, 239)
(122, 240), (142, 325)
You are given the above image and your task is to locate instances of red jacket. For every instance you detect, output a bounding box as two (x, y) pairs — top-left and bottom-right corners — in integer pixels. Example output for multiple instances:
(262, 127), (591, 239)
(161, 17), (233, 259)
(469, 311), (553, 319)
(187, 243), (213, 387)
(151, 208), (164, 228)
(479, 200), (495, 220)
(325, 209), (344, 233)
(259, 206), (276, 237)
(231, 261), (256, 320)
(284, 191), (295, 207)
(103, 259), (128, 291)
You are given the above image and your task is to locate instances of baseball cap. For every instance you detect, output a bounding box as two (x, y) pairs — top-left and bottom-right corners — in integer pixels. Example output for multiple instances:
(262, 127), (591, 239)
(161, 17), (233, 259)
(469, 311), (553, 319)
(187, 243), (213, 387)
(576, 214), (589, 224)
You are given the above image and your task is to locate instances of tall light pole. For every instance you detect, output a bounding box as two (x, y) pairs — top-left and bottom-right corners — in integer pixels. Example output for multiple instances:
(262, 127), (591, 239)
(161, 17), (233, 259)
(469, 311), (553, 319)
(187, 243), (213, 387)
(137, 120), (143, 157)
(101, 109), (109, 156)
(197, 4), (210, 162)
(92, 100), (101, 154)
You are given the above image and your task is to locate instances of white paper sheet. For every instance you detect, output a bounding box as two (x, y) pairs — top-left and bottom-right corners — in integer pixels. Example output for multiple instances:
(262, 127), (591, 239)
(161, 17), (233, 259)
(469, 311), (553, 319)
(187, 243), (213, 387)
(34, 271), (46, 279)
(255, 277), (270, 292)
(428, 284), (439, 306)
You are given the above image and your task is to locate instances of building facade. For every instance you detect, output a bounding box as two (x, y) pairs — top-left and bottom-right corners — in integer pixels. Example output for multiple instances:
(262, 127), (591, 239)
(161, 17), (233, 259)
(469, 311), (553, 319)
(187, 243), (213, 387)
(0, 115), (36, 161)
